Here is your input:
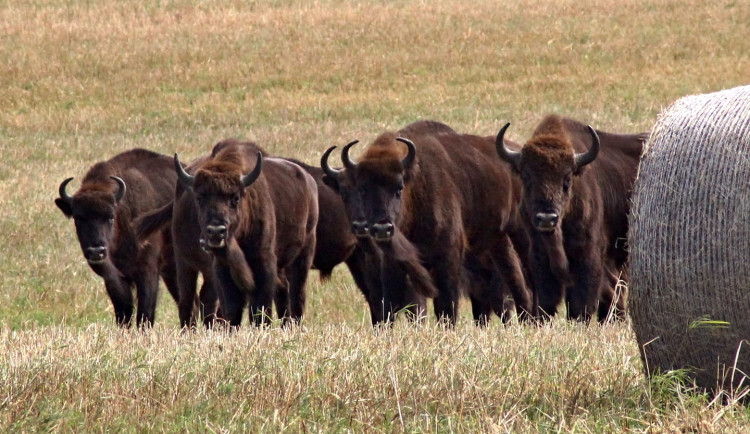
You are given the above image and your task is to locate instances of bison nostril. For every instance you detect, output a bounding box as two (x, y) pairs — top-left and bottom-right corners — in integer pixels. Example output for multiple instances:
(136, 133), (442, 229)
(206, 225), (228, 239)
(371, 220), (395, 241)
(351, 221), (369, 238)
(204, 225), (229, 249)
(85, 246), (107, 263)
(534, 213), (559, 230)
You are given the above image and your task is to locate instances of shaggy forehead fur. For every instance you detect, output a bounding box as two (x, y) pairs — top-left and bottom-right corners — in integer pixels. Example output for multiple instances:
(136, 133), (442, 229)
(521, 114), (578, 170)
(357, 132), (410, 180)
(72, 189), (116, 216)
(194, 148), (250, 194)
(522, 134), (576, 171)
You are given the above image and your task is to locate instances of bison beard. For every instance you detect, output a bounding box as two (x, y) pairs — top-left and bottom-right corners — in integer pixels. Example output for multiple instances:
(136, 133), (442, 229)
(537, 230), (573, 286)
(378, 231), (438, 299)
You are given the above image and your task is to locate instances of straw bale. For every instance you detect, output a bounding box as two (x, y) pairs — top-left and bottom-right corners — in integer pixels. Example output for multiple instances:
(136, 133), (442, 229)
(628, 85), (750, 393)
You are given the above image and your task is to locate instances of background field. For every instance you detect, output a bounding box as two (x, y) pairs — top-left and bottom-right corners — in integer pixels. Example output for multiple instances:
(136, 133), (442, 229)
(1, 0), (749, 431)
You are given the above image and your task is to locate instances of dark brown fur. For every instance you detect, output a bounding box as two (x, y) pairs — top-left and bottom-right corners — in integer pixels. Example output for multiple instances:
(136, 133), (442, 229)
(136, 139), (382, 327)
(502, 114), (645, 322)
(135, 153), (221, 329)
(323, 120), (533, 325)
(184, 142), (318, 327)
(55, 148), (179, 328)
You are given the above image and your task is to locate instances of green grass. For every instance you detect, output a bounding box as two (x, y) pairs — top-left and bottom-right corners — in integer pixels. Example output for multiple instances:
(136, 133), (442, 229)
(2, 0), (750, 431)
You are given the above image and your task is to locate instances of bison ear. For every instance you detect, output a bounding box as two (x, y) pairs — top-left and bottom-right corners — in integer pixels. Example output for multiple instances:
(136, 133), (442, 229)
(55, 198), (73, 218)
(322, 174), (340, 192)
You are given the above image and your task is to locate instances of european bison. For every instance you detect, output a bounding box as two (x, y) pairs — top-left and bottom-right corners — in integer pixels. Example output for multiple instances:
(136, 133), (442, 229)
(173, 141), (318, 327)
(321, 120), (533, 325)
(135, 153), (221, 329)
(136, 139), (384, 327)
(495, 114), (645, 321)
(55, 149), (179, 328)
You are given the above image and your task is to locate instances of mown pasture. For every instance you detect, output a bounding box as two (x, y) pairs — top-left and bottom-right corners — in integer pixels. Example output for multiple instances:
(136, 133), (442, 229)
(1, 0), (749, 431)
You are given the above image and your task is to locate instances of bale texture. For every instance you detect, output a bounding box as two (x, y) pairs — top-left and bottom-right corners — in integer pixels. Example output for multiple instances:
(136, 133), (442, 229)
(629, 85), (750, 393)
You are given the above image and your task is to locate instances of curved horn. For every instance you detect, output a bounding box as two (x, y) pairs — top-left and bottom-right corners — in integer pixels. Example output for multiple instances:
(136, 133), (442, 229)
(58, 177), (75, 204)
(241, 151), (263, 187)
(320, 146), (341, 179)
(110, 176), (126, 203)
(495, 122), (522, 169)
(574, 126), (600, 169)
(341, 140), (359, 171)
(174, 154), (195, 189)
(395, 137), (416, 169)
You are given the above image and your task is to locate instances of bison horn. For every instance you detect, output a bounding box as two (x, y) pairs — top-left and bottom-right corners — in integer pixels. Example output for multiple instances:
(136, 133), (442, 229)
(174, 154), (195, 189)
(395, 137), (416, 169)
(110, 176), (126, 203)
(241, 151), (263, 187)
(321, 146), (341, 179)
(574, 126), (600, 169)
(495, 122), (522, 169)
(341, 140), (359, 171)
(58, 177), (75, 204)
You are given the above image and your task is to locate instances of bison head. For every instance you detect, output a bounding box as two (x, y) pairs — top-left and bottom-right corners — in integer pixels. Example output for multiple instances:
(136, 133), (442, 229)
(496, 122), (599, 233)
(321, 135), (416, 242)
(174, 151), (262, 251)
(55, 176), (126, 265)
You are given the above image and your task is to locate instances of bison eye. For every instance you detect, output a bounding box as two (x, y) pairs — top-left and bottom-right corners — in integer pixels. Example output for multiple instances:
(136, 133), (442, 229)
(562, 177), (572, 193)
(230, 194), (241, 208)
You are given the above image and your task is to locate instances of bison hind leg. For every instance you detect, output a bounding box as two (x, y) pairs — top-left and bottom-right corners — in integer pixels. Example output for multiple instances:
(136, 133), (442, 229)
(274, 273), (292, 327)
(286, 242), (316, 324)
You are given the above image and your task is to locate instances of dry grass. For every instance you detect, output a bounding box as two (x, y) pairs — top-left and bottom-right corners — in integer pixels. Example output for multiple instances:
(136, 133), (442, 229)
(1, 0), (750, 431)
(2, 321), (746, 432)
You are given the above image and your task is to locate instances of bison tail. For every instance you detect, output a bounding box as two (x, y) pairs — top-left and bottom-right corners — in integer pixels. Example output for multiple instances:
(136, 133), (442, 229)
(385, 232), (439, 298)
(134, 202), (174, 243)
(404, 261), (439, 298)
(317, 268), (334, 282)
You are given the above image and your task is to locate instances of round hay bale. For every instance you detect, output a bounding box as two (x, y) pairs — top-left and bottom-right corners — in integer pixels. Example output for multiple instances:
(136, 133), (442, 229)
(628, 85), (750, 394)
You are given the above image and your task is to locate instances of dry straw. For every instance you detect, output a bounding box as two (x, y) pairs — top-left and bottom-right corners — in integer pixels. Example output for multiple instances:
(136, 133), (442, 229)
(628, 85), (750, 394)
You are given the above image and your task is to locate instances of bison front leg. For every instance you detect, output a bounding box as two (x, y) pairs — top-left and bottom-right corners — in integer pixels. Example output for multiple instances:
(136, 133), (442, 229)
(132, 243), (162, 328)
(344, 246), (385, 325)
(101, 270), (135, 328)
(531, 231), (568, 322)
(431, 251), (463, 326)
(214, 262), (246, 328)
(133, 266), (160, 329)
(565, 249), (602, 323)
(490, 235), (533, 321)
(464, 252), (494, 326)
(198, 271), (221, 328)
(597, 263), (626, 322)
(246, 256), (276, 327)
(159, 255), (180, 306)
(274, 273), (291, 326)
(469, 293), (492, 327)
(175, 259), (200, 329)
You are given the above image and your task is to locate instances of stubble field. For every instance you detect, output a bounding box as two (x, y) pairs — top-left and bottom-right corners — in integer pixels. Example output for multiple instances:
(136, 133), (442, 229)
(1, 0), (749, 431)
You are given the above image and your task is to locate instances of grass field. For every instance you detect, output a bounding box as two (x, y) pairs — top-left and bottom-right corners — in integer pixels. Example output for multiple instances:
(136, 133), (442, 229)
(1, 0), (750, 431)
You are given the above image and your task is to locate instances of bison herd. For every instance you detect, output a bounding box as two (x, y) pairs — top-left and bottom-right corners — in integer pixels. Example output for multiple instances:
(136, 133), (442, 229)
(55, 115), (647, 329)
